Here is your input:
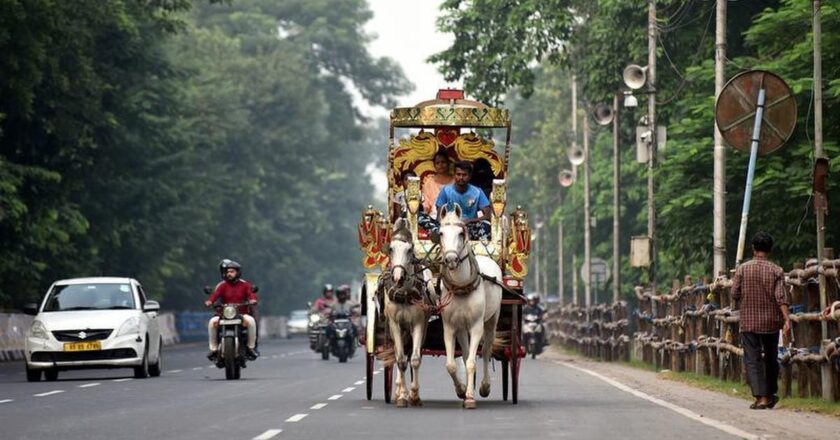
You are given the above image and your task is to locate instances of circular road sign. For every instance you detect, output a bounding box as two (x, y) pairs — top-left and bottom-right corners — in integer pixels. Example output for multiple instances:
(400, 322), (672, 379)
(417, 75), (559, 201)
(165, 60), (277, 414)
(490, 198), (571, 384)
(715, 70), (796, 155)
(581, 257), (610, 289)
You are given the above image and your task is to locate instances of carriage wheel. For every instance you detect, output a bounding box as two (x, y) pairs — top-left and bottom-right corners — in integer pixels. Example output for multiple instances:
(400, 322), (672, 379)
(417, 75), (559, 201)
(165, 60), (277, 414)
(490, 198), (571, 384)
(501, 359), (509, 401)
(510, 302), (521, 404)
(366, 352), (374, 400)
(384, 364), (394, 404)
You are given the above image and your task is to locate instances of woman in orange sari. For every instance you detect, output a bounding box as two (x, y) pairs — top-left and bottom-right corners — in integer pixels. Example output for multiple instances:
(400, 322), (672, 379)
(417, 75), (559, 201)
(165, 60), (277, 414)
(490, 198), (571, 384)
(422, 151), (454, 217)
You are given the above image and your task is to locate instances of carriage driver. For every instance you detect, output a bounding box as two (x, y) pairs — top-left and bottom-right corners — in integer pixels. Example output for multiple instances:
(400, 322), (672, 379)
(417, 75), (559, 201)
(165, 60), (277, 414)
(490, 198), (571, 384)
(435, 160), (492, 240)
(205, 259), (259, 361)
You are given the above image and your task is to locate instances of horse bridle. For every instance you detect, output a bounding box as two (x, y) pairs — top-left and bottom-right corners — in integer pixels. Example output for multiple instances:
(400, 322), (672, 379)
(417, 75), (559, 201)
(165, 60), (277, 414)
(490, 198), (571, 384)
(439, 220), (480, 295)
(439, 220), (470, 265)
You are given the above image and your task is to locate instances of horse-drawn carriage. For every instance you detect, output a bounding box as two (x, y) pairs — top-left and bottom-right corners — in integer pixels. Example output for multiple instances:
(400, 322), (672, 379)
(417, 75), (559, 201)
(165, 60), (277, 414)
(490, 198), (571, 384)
(357, 89), (532, 407)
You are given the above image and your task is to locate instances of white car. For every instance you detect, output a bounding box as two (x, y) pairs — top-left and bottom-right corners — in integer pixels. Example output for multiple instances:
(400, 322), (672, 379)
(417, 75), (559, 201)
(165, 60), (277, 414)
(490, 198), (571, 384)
(24, 277), (163, 381)
(287, 309), (310, 336)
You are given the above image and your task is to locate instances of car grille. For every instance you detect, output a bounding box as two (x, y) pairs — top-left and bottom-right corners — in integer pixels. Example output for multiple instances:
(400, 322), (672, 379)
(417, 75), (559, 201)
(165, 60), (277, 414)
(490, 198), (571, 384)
(31, 348), (137, 362)
(52, 329), (113, 342)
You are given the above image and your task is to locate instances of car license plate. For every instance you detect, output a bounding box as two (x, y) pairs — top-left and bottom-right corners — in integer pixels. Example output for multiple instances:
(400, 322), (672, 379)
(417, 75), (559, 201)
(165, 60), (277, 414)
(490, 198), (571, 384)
(63, 341), (102, 352)
(219, 319), (242, 325)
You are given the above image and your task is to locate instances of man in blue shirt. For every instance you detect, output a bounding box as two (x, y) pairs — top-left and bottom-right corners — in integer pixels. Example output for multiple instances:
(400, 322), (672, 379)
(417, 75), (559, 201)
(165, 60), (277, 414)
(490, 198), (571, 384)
(435, 160), (491, 240)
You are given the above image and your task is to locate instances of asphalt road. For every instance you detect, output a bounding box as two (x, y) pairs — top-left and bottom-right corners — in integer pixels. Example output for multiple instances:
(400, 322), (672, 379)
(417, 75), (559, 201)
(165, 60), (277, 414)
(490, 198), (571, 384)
(0, 339), (746, 440)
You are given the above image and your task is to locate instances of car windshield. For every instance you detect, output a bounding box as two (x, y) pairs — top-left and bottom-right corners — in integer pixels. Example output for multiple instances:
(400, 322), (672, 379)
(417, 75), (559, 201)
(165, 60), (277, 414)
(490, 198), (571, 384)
(290, 310), (308, 320)
(43, 283), (136, 312)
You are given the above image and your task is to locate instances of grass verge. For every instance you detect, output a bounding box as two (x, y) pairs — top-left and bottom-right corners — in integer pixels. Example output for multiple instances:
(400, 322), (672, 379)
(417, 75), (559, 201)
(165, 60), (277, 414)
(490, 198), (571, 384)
(627, 364), (840, 418)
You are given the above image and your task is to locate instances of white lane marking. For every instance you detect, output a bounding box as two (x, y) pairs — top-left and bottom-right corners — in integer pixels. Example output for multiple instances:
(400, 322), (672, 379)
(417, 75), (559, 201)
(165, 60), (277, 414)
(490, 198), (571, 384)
(271, 355), (279, 359)
(34, 390), (64, 397)
(253, 429), (283, 440)
(373, 371), (380, 375)
(192, 367), (203, 371)
(310, 403), (328, 410)
(0, 399), (13, 404)
(78, 383), (101, 388)
(285, 414), (308, 422)
(167, 369), (183, 373)
(557, 362), (759, 440)
(354, 380), (364, 385)
(113, 378), (133, 383)
(327, 394), (343, 400)
(342, 387), (355, 392)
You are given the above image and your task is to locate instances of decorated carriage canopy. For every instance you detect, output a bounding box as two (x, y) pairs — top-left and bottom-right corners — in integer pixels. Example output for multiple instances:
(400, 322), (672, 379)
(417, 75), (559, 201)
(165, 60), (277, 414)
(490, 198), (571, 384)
(388, 89), (510, 212)
(358, 89), (530, 282)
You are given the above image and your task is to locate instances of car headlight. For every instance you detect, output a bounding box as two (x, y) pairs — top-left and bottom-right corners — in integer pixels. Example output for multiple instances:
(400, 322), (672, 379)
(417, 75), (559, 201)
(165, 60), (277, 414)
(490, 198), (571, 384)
(29, 320), (49, 340)
(223, 305), (237, 320)
(116, 317), (141, 336)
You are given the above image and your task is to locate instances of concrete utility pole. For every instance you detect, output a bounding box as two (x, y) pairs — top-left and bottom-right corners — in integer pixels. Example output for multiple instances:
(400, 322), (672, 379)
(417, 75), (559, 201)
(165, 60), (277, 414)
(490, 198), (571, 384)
(612, 94), (621, 303)
(647, 0), (658, 288)
(812, 0), (834, 401)
(558, 214), (564, 306)
(534, 217), (541, 296)
(583, 115), (592, 308)
(571, 75), (579, 305)
(713, 0), (727, 277)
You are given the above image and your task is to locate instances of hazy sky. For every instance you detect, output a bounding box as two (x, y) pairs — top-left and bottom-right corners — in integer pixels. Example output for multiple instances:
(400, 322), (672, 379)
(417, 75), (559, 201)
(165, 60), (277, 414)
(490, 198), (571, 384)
(363, 0), (460, 118)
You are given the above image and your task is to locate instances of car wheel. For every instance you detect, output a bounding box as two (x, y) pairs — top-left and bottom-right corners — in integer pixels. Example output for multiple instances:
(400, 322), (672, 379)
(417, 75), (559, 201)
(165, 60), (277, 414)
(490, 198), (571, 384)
(26, 366), (42, 382)
(134, 342), (150, 379)
(44, 368), (59, 381)
(149, 338), (163, 377)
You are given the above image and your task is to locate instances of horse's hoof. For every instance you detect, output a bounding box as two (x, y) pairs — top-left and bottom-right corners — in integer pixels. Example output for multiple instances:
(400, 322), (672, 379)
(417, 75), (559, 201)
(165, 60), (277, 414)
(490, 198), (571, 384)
(463, 399), (476, 409)
(410, 396), (423, 407)
(396, 398), (408, 408)
(456, 385), (467, 400)
(479, 383), (491, 398)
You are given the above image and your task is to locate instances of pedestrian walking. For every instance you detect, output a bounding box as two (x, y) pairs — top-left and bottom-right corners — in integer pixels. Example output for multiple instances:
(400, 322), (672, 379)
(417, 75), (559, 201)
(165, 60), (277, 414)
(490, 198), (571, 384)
(731, 231), (792, 410)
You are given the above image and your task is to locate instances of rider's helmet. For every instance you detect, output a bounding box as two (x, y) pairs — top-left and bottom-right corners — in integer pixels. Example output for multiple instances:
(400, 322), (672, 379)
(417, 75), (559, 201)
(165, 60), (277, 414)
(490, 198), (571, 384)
(219, 259), (242, 280)
(527, 293), (540, 307)
(337, 284), (351, 302)
(323, 283), (335, 298)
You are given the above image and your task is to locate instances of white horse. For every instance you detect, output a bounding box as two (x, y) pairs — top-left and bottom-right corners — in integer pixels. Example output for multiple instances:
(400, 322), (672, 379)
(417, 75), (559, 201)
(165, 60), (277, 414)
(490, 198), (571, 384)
(437, 205), (503, 409)
(384, 218), (434, 407)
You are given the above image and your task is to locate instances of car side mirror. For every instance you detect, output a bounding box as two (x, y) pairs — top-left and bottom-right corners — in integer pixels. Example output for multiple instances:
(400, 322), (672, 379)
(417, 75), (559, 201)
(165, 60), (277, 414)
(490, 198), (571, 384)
(143, 300), (160, 312)
(22, 303), (39, 316)
(251, 285), (259, 293)
(203, 286), (212, 295)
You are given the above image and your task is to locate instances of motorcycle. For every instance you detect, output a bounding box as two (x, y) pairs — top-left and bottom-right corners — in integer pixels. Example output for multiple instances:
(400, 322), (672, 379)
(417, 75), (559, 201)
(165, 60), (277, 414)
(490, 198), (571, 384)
(307, 309), (330, 360)
(327, 310), (356, 363)
(522, 312), (544, 359)
(205, 286), (259, 380)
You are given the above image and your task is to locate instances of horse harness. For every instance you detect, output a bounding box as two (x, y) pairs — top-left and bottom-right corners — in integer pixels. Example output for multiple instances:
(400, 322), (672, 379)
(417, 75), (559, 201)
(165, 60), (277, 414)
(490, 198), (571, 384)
(382, 235), (434, 306)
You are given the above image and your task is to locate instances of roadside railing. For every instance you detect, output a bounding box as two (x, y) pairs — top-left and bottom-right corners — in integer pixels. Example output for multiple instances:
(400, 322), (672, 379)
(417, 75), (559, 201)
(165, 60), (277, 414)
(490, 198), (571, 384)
(546, 301), (630, 362)
(547, 257), (840, 402)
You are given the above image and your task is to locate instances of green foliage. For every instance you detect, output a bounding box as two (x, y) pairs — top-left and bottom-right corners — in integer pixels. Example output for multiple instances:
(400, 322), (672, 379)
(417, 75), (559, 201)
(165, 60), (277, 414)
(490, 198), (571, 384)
(0, 0), (409, 313)
(435, 0), (840, 300)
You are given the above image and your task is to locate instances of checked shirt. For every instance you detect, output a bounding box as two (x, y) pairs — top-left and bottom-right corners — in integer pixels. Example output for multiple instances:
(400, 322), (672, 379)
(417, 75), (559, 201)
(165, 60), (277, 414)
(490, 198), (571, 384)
(731, 257), (789, 334)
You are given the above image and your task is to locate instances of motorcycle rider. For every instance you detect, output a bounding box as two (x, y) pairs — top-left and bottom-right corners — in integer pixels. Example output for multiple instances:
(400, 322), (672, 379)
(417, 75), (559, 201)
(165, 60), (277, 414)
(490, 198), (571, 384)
(327, 284), (359, 339)
(523, 293), (546, 344)
(523, 293), (546, 320)
(311, 284), (336, 316)
(205, 259), (258, 361)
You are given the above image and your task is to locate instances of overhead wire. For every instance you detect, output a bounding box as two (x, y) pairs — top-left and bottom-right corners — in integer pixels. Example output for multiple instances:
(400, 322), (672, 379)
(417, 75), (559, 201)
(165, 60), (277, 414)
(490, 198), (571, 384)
(656, 2), (715, 105)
